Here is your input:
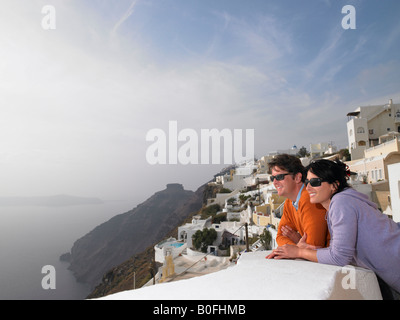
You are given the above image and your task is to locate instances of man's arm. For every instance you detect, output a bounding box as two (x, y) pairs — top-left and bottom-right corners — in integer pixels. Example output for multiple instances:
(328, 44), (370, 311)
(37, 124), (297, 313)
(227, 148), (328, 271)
(276, 201), (298, 246)
(281, 225), (302, 244)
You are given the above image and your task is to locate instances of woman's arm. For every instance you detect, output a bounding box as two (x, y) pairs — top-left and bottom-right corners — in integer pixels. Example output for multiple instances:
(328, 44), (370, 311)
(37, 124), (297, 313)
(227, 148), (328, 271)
(270, 245), (318, 262)
(316, 202), (357, 266)
(267, 233), (319, 262)
(270, 201), (358, 266)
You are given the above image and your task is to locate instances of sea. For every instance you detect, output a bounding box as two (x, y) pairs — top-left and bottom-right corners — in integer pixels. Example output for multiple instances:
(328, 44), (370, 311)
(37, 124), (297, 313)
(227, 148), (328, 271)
(0, 200), (136, 300)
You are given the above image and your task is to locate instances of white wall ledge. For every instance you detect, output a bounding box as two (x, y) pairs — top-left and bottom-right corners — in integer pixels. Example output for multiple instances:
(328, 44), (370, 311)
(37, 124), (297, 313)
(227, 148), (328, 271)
(98, 251), (382, 300)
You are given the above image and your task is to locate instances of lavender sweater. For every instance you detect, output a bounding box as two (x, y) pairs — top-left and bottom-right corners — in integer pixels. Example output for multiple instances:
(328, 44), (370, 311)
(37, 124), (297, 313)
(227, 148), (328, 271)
(316, 188), (400, 292)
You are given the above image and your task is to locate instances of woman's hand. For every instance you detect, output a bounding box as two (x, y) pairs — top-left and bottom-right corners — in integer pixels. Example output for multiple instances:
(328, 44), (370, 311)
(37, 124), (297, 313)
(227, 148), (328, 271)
(265, 233), (321, 261)
(269, 244), (300, 259)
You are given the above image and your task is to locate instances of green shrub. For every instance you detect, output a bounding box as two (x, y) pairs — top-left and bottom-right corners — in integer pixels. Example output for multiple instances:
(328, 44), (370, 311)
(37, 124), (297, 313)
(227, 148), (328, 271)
(259, 228), (272, 250)
(192, 228), (218, 253)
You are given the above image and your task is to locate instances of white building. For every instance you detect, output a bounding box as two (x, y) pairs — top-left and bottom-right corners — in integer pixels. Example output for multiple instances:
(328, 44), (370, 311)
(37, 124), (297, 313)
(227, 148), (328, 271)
(154, 237), (187, 263)
(267, 145), (299, 157)
(211, 221), (244, 248)
(220, 162), (257, 191)
(388, 162), (400, 222)
(177, 216), (212, 248)
(178, 214), (266, 254)
(347, 99), (400, 160)
(309, 142), (337, 158)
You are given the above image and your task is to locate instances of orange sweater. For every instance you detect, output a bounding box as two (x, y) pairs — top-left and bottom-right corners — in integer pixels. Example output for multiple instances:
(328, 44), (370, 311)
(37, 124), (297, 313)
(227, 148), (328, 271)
(276, 187), (330, 247)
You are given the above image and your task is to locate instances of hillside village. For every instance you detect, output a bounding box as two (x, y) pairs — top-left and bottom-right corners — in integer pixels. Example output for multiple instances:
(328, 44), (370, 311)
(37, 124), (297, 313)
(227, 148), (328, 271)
(140, 98), (400, 288)
(87, 99), (400, 300)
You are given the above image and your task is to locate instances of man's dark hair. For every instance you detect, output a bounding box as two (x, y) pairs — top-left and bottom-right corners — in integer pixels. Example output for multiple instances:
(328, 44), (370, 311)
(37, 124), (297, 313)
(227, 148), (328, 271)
(267, 154), (305, 182)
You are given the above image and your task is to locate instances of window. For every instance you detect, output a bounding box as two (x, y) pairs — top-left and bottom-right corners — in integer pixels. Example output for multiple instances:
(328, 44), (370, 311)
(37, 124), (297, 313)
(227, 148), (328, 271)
(371, 170), (375, 180)
(398, 181), (400, 199)
(357, 127), (365, 133)
(349, 129), (353, 136)
(369, 129), (374, 134)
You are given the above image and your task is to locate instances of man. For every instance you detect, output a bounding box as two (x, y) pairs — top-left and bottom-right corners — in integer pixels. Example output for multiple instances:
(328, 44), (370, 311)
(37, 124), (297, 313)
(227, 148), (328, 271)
(267, 154), (329, 248)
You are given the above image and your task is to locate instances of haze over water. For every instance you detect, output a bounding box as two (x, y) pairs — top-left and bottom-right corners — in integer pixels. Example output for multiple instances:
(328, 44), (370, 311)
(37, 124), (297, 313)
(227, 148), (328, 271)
(0, 200), (136, 300)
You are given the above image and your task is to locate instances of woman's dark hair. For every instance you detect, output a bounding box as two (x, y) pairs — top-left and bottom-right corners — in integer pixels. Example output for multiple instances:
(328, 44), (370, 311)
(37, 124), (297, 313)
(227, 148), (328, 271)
(268, 154), (305, 182)
(305, 158), (350, 197)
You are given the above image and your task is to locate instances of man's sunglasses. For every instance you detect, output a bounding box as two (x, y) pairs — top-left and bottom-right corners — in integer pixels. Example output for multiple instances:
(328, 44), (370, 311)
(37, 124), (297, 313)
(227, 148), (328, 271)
(270, 173), (291, 182)
(304, 178), (326, 187)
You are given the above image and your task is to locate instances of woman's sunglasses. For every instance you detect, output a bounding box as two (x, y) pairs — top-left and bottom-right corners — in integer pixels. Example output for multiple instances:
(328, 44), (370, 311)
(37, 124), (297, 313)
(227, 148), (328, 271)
(270, 173), (291, 182)
(304, 178), (326, 187)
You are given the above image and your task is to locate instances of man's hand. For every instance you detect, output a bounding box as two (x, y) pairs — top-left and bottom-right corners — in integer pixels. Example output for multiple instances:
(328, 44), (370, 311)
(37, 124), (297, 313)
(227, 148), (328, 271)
(297, 233), (321, 250)
(281, 225), (301, 244)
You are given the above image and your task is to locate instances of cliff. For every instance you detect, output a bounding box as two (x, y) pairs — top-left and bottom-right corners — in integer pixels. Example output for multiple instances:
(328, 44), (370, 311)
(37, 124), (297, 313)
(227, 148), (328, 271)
(65, 183), (204, 288)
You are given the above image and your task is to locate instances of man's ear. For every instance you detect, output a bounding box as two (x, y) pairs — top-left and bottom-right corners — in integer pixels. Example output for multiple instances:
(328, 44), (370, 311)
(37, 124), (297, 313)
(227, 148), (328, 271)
(294, 172), (303, 183)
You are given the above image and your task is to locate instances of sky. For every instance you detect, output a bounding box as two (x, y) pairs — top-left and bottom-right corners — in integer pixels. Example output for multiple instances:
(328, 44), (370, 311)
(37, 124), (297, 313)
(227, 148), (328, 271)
(1, 0), (400, 203)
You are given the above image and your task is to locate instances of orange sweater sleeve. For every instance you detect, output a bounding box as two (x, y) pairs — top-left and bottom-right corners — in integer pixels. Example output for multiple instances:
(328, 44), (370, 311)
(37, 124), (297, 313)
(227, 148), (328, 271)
(276, 189), (329, 247)
(276, 200), (298, 246)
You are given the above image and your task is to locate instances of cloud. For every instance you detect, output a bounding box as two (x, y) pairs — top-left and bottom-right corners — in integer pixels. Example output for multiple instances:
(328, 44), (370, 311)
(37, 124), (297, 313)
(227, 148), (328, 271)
(223, 12), (293, 64)
(0, 3), (284, 198)
(2, 0), (400, 199)
(111, 0), (139, 36)
(303, 27), (345, 82)
(381, 20), (400, 54)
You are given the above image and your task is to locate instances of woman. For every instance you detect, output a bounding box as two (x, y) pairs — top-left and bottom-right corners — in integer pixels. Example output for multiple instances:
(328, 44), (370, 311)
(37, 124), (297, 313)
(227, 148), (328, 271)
(269, 159), (400, 298)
